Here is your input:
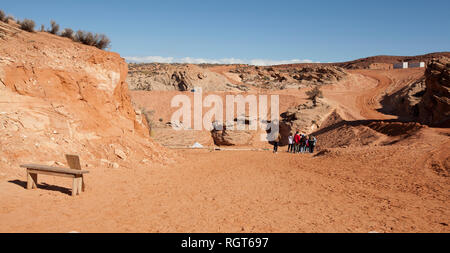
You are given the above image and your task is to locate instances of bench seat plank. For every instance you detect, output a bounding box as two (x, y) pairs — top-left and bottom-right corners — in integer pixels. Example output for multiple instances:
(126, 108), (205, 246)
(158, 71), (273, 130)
(20, 164), (89, 175)
(27, 169), (76, 178)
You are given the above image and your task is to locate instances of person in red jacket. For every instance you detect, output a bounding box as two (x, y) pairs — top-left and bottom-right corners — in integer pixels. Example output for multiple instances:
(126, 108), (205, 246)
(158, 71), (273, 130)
(294, 131), (301, 153)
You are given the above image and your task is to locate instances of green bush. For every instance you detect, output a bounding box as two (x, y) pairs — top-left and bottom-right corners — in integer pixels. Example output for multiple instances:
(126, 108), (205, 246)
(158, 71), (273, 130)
(19, 19), (35, 32)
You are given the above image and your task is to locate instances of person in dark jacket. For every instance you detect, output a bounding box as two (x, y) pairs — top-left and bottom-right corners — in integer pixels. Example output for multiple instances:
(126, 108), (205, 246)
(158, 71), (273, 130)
(309, 135), (317, 153)
(300, 134), (307, 153)
(273, 133), (281, 153)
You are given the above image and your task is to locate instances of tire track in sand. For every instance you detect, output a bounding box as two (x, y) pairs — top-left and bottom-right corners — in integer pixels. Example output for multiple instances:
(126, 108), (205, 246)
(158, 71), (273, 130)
(351, 69), (396, 120)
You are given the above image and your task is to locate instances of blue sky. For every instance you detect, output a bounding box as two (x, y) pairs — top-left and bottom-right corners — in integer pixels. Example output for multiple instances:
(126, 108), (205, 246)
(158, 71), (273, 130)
(2, 0), (449, 64)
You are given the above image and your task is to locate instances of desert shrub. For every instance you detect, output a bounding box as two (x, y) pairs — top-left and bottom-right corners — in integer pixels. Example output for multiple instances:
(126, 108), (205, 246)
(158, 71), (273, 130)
(1, 11), (111, 50)
(48, 20), (59, 34)
(306, 86), (323, 106)
(0, 10), (5, 22)
(4, 15), (15, 23)
(75, 30), (95, 45)
(74, 30), (85, 43)
(74, 30), (111, 50)
(95, 34), (111, 50)
(19, 19), (35, 32)
(61, 28), (74, 39)
(84, 32), (96, 46)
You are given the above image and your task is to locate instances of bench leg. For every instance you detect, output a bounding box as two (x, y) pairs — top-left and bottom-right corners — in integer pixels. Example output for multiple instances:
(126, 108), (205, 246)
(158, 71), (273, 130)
(27, 172), (32, 190)
(72, 178), (78, 196)
(77, 176), (82, 195)
(27, 171), (38, 190)
(31, 173), (38, 189)
(81, 175), (86, 192)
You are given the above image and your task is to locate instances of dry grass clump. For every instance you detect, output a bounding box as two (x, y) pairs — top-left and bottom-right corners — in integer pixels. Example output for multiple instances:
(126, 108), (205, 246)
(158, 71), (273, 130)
(74, 30), (111, 49)
(48, 20), (59, 35)
(19, 19), (35, 32)
(61, 28), (74, 39)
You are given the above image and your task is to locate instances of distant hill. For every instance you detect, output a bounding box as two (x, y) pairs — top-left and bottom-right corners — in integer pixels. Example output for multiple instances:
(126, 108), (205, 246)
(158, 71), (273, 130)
(274, 52), (450, 69)
(334, 52), (450, 69)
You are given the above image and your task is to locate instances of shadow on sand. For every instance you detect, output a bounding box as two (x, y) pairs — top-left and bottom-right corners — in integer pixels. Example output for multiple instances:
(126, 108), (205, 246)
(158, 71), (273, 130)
(8, 180), (72, 195)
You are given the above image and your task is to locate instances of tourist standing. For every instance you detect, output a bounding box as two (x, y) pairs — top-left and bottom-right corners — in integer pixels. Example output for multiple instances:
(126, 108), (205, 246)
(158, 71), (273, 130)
(287, 133), (294, 153)
(273, 132), (281, 153)
(300, 134), (306, 153)
(309, 135), (317, 153)
(294, 131), (301, 153)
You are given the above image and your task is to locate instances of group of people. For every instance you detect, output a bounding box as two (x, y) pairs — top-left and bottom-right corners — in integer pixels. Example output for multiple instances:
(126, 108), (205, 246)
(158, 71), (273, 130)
(288, 132), (317, 154)
(272, 131), (317, 154)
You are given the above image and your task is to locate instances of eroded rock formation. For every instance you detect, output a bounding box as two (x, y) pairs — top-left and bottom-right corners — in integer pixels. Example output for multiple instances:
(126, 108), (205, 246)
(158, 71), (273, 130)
(0, 21), (170, 170)
(419, 57), (450, 127)
(230, 65), (347, 89)
(127, 63), (246, 91)
(127, 63), (348, 91)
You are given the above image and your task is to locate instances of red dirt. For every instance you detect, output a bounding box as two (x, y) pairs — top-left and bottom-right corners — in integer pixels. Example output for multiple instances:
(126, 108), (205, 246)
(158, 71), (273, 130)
(1, 142), (448, 232)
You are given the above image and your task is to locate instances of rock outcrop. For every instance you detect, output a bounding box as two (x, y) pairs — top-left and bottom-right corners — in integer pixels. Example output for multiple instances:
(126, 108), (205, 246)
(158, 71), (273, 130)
(127, 63), (347, 91)
(419, 57), (450, 127)
(230, 65), (347, 90)
(210, 120), (254, 146)
(0, 21), (169, 171)
(379, 77), (426, 120)
(279, 99), (333, 144)
(127, 63), (246, 91)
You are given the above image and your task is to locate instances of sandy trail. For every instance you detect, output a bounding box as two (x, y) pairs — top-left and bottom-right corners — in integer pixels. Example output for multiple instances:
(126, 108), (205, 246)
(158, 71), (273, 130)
(353, 70), (396, 120)
(323, 69), (424, 121)
(0, 142), (448, 233)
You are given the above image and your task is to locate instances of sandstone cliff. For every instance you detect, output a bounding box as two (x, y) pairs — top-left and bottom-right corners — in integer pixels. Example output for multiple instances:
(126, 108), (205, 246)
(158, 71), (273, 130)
(0, 21), (170, 172)
(419, 57), (450, 127)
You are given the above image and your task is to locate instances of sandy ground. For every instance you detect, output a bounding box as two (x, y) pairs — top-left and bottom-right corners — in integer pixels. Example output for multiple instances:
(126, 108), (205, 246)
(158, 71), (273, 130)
(0, 142), (448, 233)
(0, 68), (449, 233)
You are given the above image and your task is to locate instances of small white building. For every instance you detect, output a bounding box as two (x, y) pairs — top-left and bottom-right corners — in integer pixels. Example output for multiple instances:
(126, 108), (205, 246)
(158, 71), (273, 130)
(393, 62), (409, 69)
(409, 62), (426, 68)
(393, 61), (425, 69)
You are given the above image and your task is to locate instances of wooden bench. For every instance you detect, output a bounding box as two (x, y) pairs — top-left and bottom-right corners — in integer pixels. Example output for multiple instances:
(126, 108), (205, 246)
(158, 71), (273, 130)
(20, 155), (89, 196)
